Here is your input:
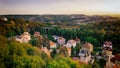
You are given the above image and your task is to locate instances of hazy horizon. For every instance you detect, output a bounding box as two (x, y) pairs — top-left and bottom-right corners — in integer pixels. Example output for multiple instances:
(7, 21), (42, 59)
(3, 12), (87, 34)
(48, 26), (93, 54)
(0, 0), (120, 15)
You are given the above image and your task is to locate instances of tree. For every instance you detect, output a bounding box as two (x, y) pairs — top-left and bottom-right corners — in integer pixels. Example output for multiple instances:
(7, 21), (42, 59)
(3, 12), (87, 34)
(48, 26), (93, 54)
(51, 48), (57, 58)
(98, 59), (106, 68)
(71, 46), (76, 57)
(85, 36), (99, 46)
(92, 61), (100, 68)
(0, 35), (8, 68)
(29, 36), (37, 46)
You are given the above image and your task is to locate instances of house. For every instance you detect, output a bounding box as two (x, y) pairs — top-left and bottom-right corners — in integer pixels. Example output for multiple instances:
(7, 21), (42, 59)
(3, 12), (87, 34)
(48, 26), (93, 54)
(40, 47), (51, 57)
(2, 17), (8, 21)
(89, 56), (94, 64)
(67, 39), (76, 48)
(57, 46), (71, 57)
(74, 37), (80, 44)
(49, 40), (57, 52)
(102, 41), (112, 56)
(66, 46), (71, 57)
(82, 42), (93, 52)
(34, 31), (43, 44)
(49, 41), (57, 48)
(34, 31), (40, 37)
(78, 42), (93, 63)
(57, 36), (65, 45)
(16, 32), (31, 43)
(79, 48), (91, 64)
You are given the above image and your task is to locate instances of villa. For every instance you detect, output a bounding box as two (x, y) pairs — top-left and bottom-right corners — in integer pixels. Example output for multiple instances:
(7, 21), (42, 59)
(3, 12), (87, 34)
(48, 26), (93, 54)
(34, 31), (40, 37)
(2, 17), (8, 21)
(102, 41), (112, 56)
(67, 39), (76, 48)
(49, 41), (57, 49)
(82, 42), (93, 52)
(57, 46), (71, 57)
(74, 37), (80, 44)
(40, 47), (51, 57)
(79, 48), (91, 64)
(78, 42), (93, 63)
(16, 32), (31, 43)
(57, 36), (65, 45)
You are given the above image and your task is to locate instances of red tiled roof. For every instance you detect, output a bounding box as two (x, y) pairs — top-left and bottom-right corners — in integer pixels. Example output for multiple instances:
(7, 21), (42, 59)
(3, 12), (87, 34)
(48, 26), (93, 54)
(75, 37), (80, 41)
(34, 31), (40, 34)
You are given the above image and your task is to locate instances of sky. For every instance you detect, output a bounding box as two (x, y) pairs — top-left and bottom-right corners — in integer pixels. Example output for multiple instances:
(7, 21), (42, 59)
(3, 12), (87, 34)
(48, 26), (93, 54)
(0, 0), (120, 15)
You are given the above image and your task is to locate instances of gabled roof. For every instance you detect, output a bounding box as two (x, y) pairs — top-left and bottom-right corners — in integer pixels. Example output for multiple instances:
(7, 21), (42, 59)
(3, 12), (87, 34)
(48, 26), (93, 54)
(82, 42), (93, 49)
(49, 41), (56, 46)
(20, 32), (30, 38)
(75, 37), (80, 41)
(103, 41), (112, 46)
(58, 36), (65, 40)
(34, 31), (40, 35)
(67, 39), (76, 44)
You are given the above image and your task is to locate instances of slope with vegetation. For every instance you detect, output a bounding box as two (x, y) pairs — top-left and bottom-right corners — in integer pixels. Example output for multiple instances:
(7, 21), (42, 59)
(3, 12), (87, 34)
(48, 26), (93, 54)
(0, 16), (120, 68)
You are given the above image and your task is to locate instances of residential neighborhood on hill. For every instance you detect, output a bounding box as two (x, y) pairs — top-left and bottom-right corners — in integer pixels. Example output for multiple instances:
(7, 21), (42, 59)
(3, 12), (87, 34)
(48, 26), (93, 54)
(0, 0), (120, 67)
(14, 31), (120, 68)
(0, 16), (120, 68)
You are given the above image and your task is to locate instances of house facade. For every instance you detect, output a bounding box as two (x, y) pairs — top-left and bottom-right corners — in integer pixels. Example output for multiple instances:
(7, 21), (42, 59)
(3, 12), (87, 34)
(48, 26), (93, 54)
(16, 32), (31, 43)
(79, 48), (91, 64)
(40, 47), (51, 57)
(57, 46), (71, 57)
(34, 31), (40, 37)
(78, 42), (93, 63)
(74, 37), (80, 44)
(82, 42), (93, 52)
(49, 41), (57, 49)
(67, 39), (76, 48)
(57, 36), (65, 45)
(102, 41), (112, 56)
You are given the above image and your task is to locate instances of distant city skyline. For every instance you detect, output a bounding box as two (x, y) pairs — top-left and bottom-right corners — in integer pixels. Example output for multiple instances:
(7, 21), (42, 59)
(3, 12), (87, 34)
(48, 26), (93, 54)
(0, 0), (120, 15)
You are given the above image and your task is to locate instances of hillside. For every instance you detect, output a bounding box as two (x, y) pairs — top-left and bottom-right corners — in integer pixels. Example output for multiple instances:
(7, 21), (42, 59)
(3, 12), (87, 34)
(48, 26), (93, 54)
(1, 14), (119, 25)
(0, 15), (120, 68)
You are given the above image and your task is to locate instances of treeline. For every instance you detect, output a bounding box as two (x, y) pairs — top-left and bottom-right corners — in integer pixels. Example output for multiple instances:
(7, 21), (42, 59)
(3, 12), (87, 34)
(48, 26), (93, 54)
(0, 17), (46, 37)
(41, 20), (120, 52)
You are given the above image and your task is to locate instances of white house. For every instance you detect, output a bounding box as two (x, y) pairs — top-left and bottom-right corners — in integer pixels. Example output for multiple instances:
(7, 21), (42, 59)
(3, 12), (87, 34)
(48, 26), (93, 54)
(16, 32), (31, 43)
(67, 39), (76, 48)
(2, 17), (8, 21)
(57, 36), (65, 45)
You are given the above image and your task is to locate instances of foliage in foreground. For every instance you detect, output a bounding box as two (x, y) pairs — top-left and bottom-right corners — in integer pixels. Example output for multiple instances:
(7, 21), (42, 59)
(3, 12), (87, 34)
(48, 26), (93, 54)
(0, 36), (93, 68)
